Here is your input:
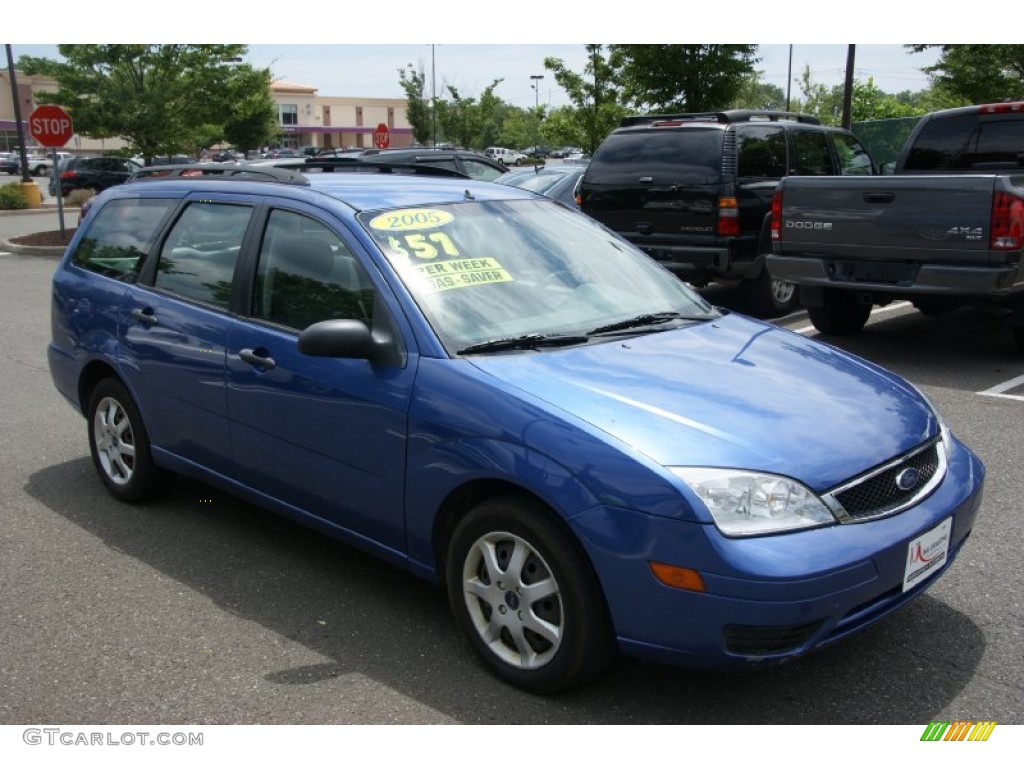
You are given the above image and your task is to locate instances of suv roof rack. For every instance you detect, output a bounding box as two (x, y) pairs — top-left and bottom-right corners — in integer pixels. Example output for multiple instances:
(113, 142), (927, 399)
(619, 110), (821, 127)
(129, 163), (311, 186)
(266, 156), (477, 179)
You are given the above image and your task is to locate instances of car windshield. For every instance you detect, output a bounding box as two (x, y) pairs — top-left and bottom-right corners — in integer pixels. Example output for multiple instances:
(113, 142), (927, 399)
(358, 199), (717, 354)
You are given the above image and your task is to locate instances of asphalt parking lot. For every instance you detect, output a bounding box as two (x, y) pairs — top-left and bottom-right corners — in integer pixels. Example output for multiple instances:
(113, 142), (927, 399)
(0, 213), (1021, 728)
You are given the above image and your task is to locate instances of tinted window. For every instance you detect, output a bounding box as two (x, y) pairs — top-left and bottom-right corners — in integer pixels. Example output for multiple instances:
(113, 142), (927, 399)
(903, 114), (981, 171)
(153, 202), (253, 308)
(462, 159), (505, 181)
(832, 132), (875, 175)
(737, 125), (787, 177)
(253, 209), (376, 330)
(790, 130), (832, 175)
(587, 128), (723, 184)
(72, 198), (176, 280)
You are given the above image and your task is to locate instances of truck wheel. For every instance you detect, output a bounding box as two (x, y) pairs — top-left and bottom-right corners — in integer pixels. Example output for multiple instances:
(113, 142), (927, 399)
(807, 290), (871, 335)
(742, 268), (799, 318)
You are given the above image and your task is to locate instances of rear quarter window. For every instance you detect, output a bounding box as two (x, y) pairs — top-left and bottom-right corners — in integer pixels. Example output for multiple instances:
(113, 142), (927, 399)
(901, 114), (1024, 171)
(72, 198), (177, 280)
(586, 128), (722, 184)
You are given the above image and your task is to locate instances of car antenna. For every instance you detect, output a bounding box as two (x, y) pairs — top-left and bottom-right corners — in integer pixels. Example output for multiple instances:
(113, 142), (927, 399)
(464, 189), (475, 200)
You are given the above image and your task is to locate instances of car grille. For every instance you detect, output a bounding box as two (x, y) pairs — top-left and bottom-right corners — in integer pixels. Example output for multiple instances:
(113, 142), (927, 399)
(723, 621), (823, 655)
(823, 437), (945, 523)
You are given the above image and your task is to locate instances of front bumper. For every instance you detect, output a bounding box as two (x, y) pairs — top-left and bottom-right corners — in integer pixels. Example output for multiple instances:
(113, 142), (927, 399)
(568, 436), (984, 669)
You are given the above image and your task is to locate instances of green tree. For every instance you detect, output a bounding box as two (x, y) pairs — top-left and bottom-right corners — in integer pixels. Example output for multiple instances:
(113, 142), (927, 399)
(222, 65), (278, 156)
(611, 44), (759, 112)
(544, 45), (625, 154)
(398, 63), (433, 145)
(499, 106), (544, 150)
(909, 44), (1024, 104)
(435, 80), (502, 149)
(731, 73), (787, 110)
(18, 45), (271, 162)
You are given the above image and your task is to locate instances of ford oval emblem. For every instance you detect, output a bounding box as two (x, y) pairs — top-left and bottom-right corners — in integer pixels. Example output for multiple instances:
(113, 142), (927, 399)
(896, 467), (921, 492)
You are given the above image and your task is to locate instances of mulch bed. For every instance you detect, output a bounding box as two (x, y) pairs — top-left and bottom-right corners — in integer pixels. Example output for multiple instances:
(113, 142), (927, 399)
(10, 229), (77, 246)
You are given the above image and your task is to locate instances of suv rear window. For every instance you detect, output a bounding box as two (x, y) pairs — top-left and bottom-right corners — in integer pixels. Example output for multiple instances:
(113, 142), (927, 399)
(586, 128), (722, 184)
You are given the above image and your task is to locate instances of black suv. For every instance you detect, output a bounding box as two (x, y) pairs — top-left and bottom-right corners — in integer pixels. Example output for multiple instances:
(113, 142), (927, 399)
(579, 110), (877, 317)
(49, 156), (140, 197)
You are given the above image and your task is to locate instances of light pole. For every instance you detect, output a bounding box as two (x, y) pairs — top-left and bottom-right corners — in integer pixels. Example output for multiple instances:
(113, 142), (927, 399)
(530, 74), (544, 109)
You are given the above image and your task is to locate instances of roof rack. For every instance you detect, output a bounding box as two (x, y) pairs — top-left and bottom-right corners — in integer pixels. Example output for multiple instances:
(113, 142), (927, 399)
(128, 163), (311, 186)
(264, 156), (475, 179)
(619, 110), (820, 127)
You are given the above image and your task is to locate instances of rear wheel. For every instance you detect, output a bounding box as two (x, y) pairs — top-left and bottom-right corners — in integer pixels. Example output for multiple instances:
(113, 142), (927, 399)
(807, 289), (872, 335)
(87, 378), (169, 502)
(446, 496), (614, 694)
(742, 267), (799, 318)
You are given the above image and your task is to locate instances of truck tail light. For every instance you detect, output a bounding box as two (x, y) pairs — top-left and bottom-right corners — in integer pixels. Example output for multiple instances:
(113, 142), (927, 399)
(717, 196), (739, 237)
(991, 191), (1024, 250)
(771, 189), (783, 241)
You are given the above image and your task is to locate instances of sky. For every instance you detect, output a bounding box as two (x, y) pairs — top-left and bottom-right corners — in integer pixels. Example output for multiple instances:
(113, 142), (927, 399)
(5, 43), (941, 111)
(9, 0), (1015, 110)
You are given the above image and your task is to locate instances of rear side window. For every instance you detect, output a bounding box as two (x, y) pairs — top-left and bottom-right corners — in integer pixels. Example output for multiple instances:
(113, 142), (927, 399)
(586, 128), (722, 184)
(153, 202), (253, 308)
(72, 198), (176, 280)
(790, 130), (832, 176)
(737, 125), (787, 178)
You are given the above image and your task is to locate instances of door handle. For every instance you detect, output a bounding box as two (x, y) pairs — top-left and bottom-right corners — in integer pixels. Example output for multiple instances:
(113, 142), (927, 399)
(239, 348), (276, 371)
(130, 308), (158, 327)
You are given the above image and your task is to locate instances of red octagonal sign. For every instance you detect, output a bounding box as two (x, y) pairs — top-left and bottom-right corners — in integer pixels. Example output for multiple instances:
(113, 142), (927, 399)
(29, 104), (75, 148)
(373, 122), (390, 149)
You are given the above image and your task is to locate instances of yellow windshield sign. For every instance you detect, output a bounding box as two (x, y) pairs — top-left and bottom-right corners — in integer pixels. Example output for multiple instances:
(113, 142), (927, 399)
(369, 209), (454, 232)
(412, 258), (513, 292)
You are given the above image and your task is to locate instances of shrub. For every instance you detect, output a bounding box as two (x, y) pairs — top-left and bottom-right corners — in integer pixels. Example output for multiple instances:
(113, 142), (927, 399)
(67, 189), (96, 208)
(0, 184), (30, 210)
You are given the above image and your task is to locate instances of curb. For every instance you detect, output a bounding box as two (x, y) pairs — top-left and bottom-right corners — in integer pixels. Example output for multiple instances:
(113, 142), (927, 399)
(0, 238), (67, 257)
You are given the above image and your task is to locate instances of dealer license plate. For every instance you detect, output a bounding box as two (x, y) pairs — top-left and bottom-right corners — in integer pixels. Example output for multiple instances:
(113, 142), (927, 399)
(903, 517), (952, 592)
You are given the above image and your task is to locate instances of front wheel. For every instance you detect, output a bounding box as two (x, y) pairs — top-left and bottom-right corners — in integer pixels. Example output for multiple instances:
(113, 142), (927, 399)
(446, 496), (614, 694)
(35, 166), (50, 177)
(807, 289), (872, 335)
(87, 378), (169, 502)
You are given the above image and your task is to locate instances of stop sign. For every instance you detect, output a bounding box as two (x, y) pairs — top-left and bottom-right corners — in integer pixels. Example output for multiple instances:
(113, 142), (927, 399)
(373, 122), (390, 149)
(29, 105), (75, 148)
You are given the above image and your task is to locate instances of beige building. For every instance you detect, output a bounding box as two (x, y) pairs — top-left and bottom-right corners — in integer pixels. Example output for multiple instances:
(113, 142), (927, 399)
(1, 70), (412, 154)
(271, 80), (413, 151)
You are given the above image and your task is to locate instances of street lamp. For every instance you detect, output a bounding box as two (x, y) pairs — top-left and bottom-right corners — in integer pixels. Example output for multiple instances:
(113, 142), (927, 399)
(530, 74), (544, 109)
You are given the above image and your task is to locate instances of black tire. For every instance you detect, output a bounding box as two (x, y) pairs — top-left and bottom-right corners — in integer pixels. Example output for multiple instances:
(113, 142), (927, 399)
(35, 166), (50, 177)
(741, 267), (799, 318)
(87, 378), (169, 502)
(446, 495), (615, 694)
(807, 289), (872, 335)
(1013, 324), (1024, 356)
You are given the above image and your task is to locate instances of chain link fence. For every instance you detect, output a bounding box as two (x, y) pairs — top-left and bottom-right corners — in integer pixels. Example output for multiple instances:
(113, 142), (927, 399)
(851, 116), (923, 169)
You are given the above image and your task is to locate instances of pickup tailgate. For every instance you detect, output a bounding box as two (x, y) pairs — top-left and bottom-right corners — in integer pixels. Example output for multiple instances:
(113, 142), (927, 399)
(774, 175), (1018, 265)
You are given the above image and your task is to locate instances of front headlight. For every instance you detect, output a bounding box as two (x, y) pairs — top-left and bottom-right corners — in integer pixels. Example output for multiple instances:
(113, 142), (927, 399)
(670, 468), (836, 537)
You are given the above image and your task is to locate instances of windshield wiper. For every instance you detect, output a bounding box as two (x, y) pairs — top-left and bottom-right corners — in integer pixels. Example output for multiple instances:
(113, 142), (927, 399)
(588, 311), (710, 335)
(457, 333), (589, 355)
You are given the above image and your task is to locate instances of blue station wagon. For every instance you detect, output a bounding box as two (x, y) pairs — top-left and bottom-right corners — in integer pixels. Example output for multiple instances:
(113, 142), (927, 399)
(47, 167), (985, 693)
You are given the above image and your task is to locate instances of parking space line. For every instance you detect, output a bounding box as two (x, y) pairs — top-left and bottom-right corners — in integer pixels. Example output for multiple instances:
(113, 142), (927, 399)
(978, 373), (1024, 402)
(788, 302), (912, 335)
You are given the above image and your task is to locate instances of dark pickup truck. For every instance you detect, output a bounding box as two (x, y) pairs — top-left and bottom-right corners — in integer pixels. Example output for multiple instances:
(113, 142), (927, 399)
(767, 101), (1024, 353)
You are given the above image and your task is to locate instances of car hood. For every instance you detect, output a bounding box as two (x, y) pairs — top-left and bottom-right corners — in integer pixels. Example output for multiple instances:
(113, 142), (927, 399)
(466, 314), (937, 491)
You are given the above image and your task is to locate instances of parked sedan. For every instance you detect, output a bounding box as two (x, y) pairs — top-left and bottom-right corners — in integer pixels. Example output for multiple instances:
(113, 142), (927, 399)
(495, 164), (587, 208)
(48, 171), (984, 694)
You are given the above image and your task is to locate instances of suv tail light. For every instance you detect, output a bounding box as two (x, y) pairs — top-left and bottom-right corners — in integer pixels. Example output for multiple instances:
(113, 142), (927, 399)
(60, 170), (77, 179)
(717, 197), (739, 237)
(771, 189), (783, 241)
(991, 191), (1024, 250)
